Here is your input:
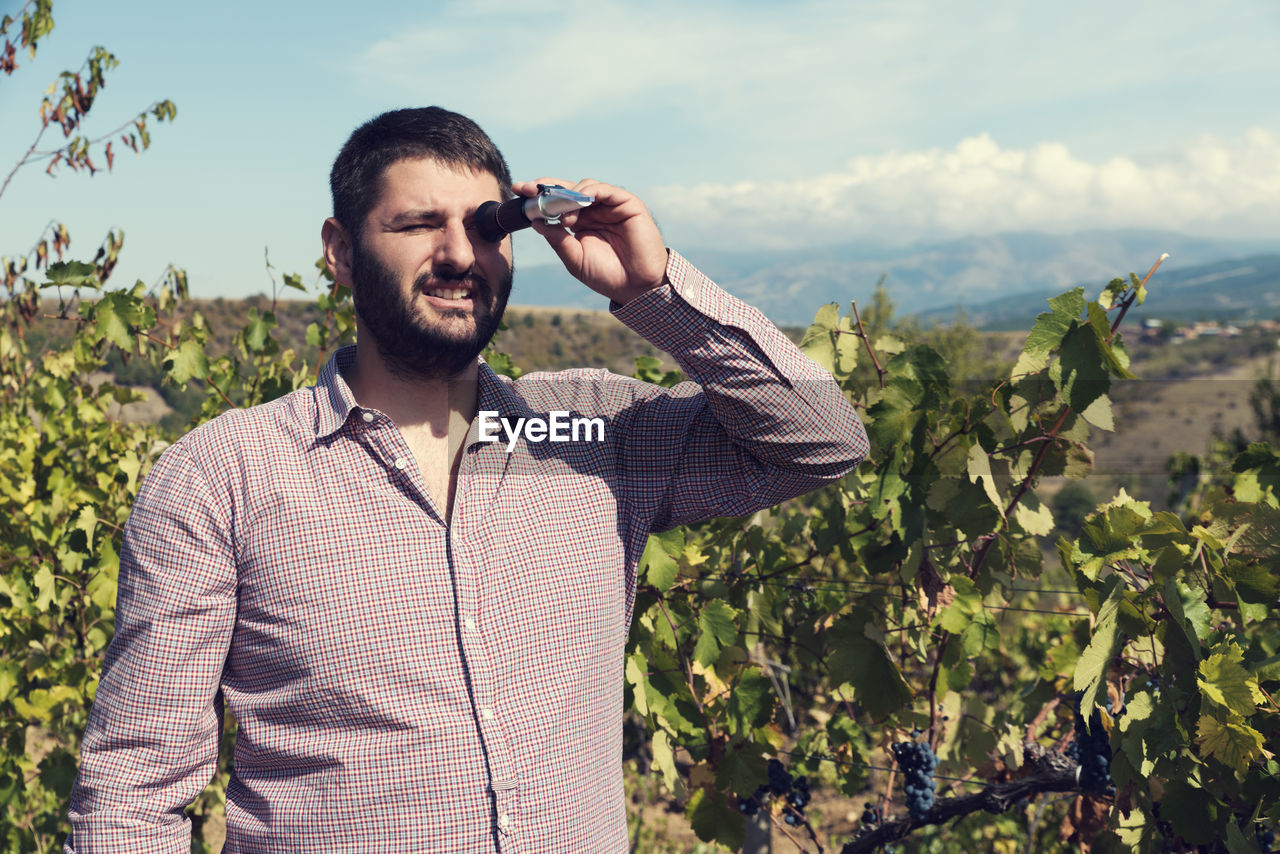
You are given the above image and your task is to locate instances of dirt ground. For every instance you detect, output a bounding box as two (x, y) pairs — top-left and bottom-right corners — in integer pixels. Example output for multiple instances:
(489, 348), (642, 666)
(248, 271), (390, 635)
(1086, 351), (1272, 502)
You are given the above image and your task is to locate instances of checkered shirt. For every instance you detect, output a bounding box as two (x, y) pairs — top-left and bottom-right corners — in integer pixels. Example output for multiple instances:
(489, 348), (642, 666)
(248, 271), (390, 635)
(66, 250), (869, 853)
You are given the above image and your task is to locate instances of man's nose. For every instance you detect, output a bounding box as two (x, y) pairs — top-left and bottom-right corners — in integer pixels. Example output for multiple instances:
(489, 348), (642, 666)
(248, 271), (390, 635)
(434, 217), (477, 276)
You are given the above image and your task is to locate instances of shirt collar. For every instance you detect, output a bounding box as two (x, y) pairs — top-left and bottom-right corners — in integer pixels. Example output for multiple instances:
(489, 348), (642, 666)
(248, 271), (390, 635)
(313, 344), (534, 442)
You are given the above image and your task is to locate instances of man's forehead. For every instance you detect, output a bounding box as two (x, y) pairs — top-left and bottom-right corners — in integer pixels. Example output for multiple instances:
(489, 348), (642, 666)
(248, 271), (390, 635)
(374, 157), (502, 208)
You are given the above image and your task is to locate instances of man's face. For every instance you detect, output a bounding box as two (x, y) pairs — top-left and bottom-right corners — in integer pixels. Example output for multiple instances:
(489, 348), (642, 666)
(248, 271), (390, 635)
(349, 157), (513, 380)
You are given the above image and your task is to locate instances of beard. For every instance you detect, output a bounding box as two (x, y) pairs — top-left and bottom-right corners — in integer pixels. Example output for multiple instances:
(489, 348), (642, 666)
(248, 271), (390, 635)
(348, 240), (512, 381)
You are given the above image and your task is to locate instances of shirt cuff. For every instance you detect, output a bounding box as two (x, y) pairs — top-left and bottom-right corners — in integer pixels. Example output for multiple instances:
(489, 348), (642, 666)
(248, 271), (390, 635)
(609, 248), (766, 355)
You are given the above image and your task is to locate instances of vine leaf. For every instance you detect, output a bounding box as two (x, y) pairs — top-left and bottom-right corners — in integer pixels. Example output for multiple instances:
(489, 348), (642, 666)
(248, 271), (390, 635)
(1160, 779), (1225, 845)
(799, 303), (839, 372)
(164, 338), (210, 386)
(966, 443), (1003, 510)
(641, 530), (681, 592)
(1073, 574), (1124, 718)
(1197, 645), (1265, 716)
(687, 788), (746, 850)
(42, 259), (96, 287)
(1054, 321), (1110, 414)
(1196, 713), (1268, 777)
(693, 600), (738, 667)
(1163, 579), (1212, 660)
(651, 730), (685, 798)
(828, 614), (912, 718)
(1012, 287), (1085, 376)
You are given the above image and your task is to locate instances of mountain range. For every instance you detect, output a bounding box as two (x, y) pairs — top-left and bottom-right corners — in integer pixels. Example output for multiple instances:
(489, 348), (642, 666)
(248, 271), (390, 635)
(509, 229), (1280, 328)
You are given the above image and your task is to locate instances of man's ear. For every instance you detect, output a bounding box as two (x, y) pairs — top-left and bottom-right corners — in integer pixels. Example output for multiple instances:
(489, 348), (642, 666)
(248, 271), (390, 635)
(321, 217), (354, 285)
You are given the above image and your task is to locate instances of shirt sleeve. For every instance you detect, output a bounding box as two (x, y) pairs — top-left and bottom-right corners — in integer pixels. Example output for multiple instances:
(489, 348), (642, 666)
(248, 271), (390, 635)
(609, 249), (869, 532)
(65, 442), (237, 854)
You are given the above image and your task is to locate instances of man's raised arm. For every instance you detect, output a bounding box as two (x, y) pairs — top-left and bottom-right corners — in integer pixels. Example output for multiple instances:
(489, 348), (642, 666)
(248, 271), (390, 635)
(514, 175), (868, 529)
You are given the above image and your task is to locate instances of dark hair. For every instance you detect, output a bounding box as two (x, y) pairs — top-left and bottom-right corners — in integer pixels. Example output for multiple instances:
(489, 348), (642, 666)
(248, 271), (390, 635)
(329, 107), (513, 243)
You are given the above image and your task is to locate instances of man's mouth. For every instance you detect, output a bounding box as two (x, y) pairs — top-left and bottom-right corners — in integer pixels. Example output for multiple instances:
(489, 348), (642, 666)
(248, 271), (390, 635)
(424, 286), (472, 301)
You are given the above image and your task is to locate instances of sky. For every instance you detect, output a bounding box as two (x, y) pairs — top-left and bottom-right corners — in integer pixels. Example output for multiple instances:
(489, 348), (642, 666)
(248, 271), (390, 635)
(1, 0), (1278, 300)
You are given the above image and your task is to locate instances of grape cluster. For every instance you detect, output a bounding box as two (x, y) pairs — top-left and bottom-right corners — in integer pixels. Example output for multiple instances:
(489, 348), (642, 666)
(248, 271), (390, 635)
(1067, 694), (1113, 794)
(860, 802), (881, 826)
(891, 739), (937, 821)
(736, 759), (811, 826)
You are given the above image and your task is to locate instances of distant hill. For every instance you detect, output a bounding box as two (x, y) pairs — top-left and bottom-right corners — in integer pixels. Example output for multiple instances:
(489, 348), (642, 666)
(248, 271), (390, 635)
(507, 229), (1280, 326)
(915, 253), (1280, 329)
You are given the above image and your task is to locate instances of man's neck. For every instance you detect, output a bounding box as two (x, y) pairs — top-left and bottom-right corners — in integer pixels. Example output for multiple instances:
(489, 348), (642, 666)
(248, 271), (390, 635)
(344, 343), (479, 439)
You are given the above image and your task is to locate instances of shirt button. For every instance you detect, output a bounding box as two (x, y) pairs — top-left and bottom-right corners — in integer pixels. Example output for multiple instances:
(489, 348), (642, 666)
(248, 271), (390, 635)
(480, 707), (495, 720)
(394, 457), (408, 470)
(464, 617), (476, 631)
(361, 411), (374, 423)
(498, 813), (511, 830)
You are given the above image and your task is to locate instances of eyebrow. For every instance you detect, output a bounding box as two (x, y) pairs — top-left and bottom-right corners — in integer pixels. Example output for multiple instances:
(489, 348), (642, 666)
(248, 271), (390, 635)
(386, 210), (442, 227)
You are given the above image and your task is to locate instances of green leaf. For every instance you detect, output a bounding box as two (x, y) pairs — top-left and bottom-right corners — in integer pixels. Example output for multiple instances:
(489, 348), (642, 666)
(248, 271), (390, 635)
(728, 669), (774, 732)
(33, 564), (55, 611)
(694, 600), (739, 667)
(966, 442), (1003, 510)
(939, 576), (983, 634)
(1161, 780), (1225, 844)
(1227, 560), (1280, 605)
(641, 531), (680, 592)
(1196, 713), (1267, 777)
(1164, 578), (1211, 659)
(687, 788), (745, 850)
(1079, 393), (1114, 431)
(283, 272), (307, 292)
(798, 303), (839, 372)
(117, 450), (142, 491)
(1013, 493), (1054, 536)
(651, 730), (684, 797)
(1055, 321), (1110, 414)
(163, 337), (209, 385)
(625, 652), (649, 717)
(828, 615), (912, 718)
(243, 308), (277, 354)
(1073, 574), (1123, 717)
(43, 260), (97, 287)
(1224, 820), (1254, 854)
(716, 741), (769, 795)
(0, 661), (18, 701)
(94, 292), (138, 350)
(874, 334), (906, 356)
(1013, 287), (1085, 376)
(1198, 645), (1265, 716)
(37, 748), (78, 799)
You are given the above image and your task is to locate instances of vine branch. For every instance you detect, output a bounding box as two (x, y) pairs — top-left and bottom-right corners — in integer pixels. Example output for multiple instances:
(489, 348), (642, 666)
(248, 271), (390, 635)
(840, 746), (1084, 854)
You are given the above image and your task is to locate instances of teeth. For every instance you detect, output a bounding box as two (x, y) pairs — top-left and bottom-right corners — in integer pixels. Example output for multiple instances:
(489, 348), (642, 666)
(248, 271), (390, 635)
(426, 288), (470, 301)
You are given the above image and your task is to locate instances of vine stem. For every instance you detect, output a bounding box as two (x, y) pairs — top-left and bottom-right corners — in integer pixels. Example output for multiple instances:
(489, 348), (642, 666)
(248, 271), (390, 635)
(652, 594), (711, 730)
(840, 748), (1084, 854)
(969, 405), (1071, 578)
(1107, 254), (1168, 344)
(851, 300), (886, 389)
(764, 808), (821, 854)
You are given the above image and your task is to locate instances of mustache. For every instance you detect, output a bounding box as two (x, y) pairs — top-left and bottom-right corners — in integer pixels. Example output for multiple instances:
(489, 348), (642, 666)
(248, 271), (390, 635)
(415, 269), (488, 292)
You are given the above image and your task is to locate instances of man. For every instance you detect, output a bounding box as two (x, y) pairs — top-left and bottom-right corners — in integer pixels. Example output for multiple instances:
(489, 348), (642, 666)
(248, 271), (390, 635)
(67, 107), (869, 853)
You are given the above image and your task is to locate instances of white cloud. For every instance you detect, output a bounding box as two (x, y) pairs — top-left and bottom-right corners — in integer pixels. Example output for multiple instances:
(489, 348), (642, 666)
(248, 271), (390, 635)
(348, 0), (1278, 148)
(645, 129), (1280, 249)
(346, 1), (1280, 250)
